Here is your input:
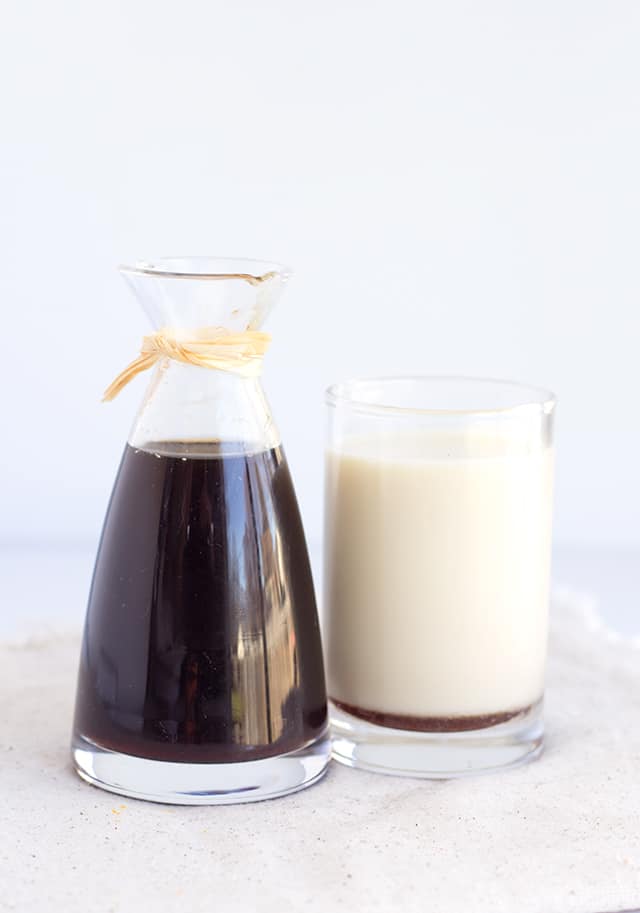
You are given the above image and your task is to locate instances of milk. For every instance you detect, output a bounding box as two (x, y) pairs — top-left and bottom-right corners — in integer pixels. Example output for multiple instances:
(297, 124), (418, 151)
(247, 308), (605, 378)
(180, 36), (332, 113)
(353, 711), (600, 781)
(324, 430), (554, 720)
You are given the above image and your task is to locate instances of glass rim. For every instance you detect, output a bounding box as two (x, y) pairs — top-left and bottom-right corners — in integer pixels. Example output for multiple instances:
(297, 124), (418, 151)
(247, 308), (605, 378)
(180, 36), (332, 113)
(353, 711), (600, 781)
(119, 256), (292, 283)
(325, 375), (557, 417)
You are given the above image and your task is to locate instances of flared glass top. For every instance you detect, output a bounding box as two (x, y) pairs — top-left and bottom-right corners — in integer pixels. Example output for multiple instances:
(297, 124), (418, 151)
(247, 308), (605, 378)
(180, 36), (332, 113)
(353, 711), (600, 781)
(120, 257), (290, 453)
(120, 257), (291, 332)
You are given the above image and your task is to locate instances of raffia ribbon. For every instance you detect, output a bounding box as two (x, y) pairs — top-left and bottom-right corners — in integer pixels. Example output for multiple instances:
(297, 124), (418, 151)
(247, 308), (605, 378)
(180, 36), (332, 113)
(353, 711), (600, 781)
(102, 326), (271, 402)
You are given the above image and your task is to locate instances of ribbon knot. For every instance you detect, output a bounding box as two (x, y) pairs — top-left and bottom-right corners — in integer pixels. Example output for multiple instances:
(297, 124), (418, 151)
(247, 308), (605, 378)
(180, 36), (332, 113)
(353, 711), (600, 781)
(103, 326), (271, 402)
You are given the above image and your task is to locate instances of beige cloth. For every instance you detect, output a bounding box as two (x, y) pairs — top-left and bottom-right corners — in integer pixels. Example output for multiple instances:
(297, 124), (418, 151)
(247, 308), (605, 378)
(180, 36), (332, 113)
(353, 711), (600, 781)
(1, 592), (639, 913)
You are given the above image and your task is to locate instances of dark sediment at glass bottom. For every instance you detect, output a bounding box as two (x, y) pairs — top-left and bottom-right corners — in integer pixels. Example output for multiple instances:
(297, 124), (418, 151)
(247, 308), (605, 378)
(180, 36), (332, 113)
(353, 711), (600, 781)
(331, 698), (533, 733)
(73, 441), (327, 764)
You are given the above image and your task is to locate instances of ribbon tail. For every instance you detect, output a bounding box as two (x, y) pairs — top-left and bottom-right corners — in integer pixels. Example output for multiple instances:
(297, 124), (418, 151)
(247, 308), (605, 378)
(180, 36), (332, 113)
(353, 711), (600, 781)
(102, 352), (158, 402)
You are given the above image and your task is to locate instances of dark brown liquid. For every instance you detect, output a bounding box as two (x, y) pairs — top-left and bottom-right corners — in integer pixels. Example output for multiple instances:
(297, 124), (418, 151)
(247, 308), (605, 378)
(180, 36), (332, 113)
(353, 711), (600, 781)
(331, 698), (531, 732)
(73, 442), (327, 763)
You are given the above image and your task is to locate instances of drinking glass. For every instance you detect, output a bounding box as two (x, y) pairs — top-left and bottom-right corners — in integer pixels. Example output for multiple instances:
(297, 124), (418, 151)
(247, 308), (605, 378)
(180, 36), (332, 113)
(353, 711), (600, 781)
(324, 376), (556, 777)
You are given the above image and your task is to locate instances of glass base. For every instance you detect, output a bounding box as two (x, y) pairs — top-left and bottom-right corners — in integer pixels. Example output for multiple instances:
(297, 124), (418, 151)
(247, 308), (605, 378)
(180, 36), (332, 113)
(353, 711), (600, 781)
(72, 730), (331, 805)
(330, 699), (543, 778)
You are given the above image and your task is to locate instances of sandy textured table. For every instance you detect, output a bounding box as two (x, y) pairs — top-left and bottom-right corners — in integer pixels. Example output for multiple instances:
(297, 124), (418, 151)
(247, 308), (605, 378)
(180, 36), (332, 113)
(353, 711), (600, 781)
(2, 592), (640, 913)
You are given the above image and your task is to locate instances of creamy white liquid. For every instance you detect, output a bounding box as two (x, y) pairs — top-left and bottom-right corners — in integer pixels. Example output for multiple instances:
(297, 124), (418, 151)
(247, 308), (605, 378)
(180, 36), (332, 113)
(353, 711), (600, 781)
(324, 430), (554, 719)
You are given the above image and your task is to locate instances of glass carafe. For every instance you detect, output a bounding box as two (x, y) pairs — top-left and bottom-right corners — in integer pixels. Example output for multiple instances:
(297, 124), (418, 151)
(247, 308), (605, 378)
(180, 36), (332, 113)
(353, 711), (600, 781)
(71, 258), (330, 804)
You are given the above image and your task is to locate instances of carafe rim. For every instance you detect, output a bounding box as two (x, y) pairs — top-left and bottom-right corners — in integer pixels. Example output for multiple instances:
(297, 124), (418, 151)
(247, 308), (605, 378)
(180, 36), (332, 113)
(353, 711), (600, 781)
(120, 256), (292, 283)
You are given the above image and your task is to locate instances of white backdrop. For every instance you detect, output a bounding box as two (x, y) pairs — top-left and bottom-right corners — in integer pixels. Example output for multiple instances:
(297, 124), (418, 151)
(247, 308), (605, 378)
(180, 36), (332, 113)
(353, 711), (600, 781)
(1, 0), (639, 550)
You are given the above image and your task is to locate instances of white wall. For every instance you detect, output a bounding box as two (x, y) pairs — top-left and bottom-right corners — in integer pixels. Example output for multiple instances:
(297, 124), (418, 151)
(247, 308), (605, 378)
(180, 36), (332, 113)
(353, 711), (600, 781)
(1, 0), (639, 549)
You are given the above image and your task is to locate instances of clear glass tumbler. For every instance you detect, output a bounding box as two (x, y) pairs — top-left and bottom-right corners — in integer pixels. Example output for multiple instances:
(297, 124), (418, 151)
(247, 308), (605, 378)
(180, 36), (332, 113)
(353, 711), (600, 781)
(324, 377), (556, 777)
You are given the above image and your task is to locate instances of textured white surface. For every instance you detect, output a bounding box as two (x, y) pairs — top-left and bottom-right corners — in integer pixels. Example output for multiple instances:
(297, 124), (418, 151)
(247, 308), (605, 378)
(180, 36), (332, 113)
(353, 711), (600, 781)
(1, 592), (640, 913)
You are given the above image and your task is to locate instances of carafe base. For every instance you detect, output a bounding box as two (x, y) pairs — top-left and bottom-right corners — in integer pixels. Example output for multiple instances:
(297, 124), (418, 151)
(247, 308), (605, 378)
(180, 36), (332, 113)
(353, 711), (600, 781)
(72, 730), (331, 805)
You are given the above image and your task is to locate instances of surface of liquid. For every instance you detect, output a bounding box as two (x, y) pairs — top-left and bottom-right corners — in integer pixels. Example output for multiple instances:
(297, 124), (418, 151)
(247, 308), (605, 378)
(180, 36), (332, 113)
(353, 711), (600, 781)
(324, 430), (553, 724)
(74, 442), (327, 763)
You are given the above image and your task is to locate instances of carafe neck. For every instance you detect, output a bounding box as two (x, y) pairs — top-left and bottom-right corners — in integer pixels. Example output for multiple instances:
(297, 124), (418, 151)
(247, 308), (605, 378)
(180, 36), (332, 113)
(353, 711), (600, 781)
(128, 360), (279, 454)
(119, 258), (289, 455)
